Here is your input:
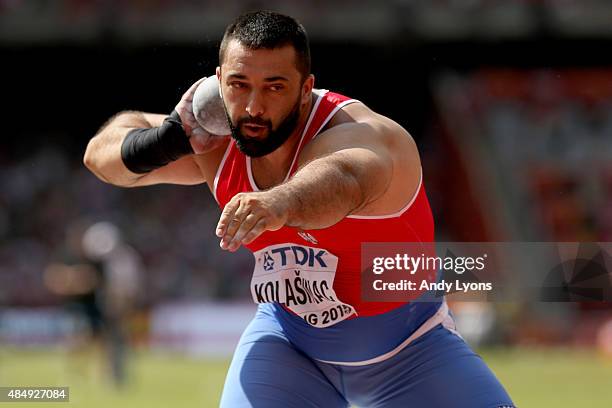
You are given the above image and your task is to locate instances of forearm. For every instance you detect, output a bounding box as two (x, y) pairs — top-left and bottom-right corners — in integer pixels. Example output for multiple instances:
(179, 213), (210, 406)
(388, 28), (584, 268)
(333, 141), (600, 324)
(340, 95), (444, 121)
(215, 125), (396, 251)
(84, 111), (155, 186)
(272, 149), (390, 230)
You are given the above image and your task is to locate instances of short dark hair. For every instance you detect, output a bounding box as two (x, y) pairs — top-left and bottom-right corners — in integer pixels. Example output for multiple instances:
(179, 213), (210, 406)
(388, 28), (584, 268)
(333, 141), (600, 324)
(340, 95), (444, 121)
(219, 11), (311, 79)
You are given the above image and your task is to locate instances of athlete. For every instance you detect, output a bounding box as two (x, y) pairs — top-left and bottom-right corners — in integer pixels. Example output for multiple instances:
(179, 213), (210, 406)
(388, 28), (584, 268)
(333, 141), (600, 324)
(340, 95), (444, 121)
(84, 10), (515, 408)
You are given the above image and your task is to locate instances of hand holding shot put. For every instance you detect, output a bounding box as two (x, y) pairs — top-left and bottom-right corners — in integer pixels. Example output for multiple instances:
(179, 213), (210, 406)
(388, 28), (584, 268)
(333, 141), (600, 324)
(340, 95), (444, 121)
(176, 76), (228, 154)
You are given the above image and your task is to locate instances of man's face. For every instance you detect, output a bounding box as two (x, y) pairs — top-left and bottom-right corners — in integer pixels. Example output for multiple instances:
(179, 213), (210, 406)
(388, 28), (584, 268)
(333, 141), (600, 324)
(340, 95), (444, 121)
(217, 40), (313, 157)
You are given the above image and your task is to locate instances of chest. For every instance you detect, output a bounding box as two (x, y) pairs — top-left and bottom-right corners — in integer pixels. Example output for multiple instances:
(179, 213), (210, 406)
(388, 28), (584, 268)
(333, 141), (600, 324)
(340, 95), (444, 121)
(249, 157), (292, 190)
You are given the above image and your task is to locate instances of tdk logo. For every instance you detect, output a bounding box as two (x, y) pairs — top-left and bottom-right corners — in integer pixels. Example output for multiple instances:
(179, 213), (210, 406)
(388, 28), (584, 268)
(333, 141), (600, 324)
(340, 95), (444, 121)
(265, 246), (328, 269)
(262, 252), (275, 271)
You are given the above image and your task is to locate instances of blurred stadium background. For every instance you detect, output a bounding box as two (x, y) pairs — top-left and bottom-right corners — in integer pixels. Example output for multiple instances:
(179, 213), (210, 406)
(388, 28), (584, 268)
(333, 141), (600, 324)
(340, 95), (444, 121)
(2, 0), (612, 406)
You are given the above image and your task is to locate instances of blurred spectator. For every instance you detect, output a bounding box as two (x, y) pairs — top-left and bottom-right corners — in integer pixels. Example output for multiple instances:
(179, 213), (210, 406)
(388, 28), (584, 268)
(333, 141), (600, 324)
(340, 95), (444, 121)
(44, 220), (142, 386)
(0, 147), (252, 309)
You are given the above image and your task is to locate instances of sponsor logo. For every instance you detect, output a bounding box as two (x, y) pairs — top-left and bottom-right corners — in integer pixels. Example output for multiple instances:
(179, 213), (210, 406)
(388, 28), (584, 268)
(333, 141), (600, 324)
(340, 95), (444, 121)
(262, 252), (275, 271)
(256, 245), (328, 270)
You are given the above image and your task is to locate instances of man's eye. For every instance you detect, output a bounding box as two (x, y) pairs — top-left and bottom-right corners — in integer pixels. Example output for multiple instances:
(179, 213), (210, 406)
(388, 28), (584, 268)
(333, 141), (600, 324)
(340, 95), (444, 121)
(268, 85), (283, 91)
(230, 82), (247, 89)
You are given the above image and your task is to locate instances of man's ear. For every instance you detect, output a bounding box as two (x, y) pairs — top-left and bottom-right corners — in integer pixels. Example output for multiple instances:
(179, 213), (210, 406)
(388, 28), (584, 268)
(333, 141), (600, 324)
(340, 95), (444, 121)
(302, 74), (315, 104)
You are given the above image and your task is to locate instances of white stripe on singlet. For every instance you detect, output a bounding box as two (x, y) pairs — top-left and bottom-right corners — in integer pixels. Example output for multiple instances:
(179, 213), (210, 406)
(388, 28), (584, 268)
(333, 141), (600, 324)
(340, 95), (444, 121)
(315, 299), (461, 366)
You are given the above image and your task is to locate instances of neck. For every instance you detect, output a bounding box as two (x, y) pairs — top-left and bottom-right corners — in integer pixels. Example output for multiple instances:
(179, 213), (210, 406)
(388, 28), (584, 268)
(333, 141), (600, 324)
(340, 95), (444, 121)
(251, 94), (315, 187)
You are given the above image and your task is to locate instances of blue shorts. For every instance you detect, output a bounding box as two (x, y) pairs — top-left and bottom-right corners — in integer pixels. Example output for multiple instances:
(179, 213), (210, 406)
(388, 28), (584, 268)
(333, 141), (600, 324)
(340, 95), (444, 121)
(220, 304), (515, 408)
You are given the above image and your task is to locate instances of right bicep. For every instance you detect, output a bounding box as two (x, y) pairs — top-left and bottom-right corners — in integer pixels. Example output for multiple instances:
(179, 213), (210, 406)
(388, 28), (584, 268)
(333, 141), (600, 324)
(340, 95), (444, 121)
(141, 113), (167, 128)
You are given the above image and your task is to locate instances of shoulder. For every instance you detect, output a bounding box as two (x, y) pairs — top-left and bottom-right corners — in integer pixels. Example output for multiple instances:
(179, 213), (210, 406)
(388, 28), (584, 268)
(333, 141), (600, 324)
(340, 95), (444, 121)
(300, 100), (418, 165)
(298, 98), (423, 216)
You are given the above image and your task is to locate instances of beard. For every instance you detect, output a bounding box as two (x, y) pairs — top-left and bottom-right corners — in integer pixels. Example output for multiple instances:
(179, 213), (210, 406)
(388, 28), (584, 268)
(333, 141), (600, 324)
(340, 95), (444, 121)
(223, 95), (302, 158)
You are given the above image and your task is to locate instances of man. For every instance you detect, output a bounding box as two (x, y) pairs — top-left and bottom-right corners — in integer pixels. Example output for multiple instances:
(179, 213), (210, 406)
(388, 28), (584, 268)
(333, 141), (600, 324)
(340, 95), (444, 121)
(84, 10), (514, 408)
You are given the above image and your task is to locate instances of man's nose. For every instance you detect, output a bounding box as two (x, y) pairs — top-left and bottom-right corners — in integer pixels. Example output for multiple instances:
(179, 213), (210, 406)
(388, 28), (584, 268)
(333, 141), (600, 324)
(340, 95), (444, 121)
(245, 91), (265, 117)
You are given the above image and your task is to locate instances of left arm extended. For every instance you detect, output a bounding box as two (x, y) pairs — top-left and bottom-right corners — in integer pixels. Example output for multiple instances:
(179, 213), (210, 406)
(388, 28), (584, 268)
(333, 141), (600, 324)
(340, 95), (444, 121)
(216, 120), (414, 251)
(278, 142), (393, 229)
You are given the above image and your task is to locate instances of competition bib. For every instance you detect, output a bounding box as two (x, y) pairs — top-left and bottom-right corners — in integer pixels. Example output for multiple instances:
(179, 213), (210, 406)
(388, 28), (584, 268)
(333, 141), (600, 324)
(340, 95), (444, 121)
(251, 243), (356, 328)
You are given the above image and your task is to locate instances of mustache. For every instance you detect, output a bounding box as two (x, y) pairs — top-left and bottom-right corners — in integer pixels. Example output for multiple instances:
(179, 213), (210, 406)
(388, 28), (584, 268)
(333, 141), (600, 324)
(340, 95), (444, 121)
(237, 116), (272, 128)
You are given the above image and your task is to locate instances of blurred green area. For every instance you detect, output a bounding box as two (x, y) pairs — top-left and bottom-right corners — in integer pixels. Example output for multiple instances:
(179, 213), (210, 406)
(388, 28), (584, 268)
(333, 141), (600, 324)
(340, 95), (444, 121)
(1, 347), (611, 407)
(0, 348), (229, 408)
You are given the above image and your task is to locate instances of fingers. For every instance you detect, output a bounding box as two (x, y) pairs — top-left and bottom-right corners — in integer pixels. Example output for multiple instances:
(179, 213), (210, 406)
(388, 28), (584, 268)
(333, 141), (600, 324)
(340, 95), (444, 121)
(179, 110), (199, 136)
(178, 81), (223, 148)
(182, 110), (197, 124)
(220, 201), (250, 250)
(216, 197), (240, 238)
(226, 213), (263, 251)
(222, 214), (268, 252)
(190, 127), (226, 155)
(216, 193), (281, 251)
(182, 77), (207, 102)
(241, 218), (268, 245)
(175, 77), (208, 128)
